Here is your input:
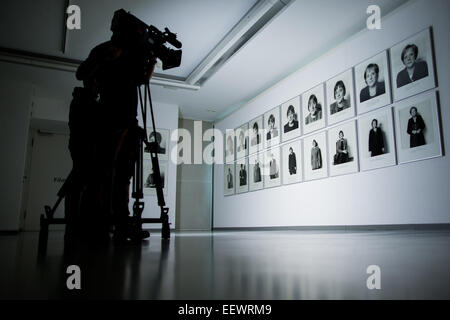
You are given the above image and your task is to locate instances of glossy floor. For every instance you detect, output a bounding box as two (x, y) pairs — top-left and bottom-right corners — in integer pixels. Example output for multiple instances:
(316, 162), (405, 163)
(0, 229), (449, 299)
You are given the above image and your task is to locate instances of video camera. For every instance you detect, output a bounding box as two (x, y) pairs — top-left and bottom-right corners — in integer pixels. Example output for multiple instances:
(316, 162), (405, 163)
(111, 9), (182, 78)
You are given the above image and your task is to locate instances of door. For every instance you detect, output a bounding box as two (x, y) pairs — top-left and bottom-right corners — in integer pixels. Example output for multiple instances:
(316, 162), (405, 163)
(24, 131), (72, 231)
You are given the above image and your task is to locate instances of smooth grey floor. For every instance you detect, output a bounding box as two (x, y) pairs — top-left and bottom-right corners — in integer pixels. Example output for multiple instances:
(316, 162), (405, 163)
(0, 229), (449, 299)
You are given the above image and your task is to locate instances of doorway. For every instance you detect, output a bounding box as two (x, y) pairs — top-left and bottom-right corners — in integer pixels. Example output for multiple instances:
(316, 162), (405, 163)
(24, 130), (71, 231)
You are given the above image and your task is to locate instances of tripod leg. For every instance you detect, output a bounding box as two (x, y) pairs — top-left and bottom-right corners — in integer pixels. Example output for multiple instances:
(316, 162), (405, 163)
(161, 208), (170, 240)
(127, 126), (150, 242)
(144, 83), (171, 239)
(162, 221), (170, 239)
(38, 214), (49, 255)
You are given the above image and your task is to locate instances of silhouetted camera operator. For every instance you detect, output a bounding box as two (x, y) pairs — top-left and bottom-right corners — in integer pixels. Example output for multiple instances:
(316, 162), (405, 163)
(66, 75), (102, 242)
(70, 9), (181, 243)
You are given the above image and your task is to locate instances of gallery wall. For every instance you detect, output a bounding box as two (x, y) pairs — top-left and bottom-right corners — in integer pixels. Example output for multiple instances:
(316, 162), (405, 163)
(0, 79), (32, 230)
(176, 119), (214, 231)
(213, 0), (450, 228)
(0, 61), (179, 230)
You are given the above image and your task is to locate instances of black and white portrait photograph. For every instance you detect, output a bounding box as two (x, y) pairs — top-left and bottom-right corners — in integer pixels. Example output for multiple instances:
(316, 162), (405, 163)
(357, 107), (397, 171)
(143, 160), (168, 196)
(390, 28), (436, 102)
(144, 128), (170, 161)
(225, 129), (235, 163)
(303, 131), (328, 181)
(326, 69), (356, 125)
(263, 147), (281, 189)
(282, 140), (302, 185)
(249, 152), (264, 192)
(235, 123), (249, 159)
(235, 157), (249, 194)
(224, 163), (235, 196)
(394, 91), (442, 164)
(302, 83), (326, 135)
(355, 51), (392, 114)
(281, 96), (301, 142)
(249, 116), (263, 155)
(328, 121), (359, 177)
(264, 105), (281, 149)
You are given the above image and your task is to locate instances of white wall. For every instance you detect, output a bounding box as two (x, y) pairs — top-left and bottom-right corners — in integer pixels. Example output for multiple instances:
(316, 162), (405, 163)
(0, 79), (32, 230)
(175, 119), (213, 231)
(213, 0), (450, 228)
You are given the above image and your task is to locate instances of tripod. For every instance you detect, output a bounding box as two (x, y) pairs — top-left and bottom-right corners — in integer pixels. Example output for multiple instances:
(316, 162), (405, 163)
(134, 81), (170, 239)
(38, 80), (170, 253)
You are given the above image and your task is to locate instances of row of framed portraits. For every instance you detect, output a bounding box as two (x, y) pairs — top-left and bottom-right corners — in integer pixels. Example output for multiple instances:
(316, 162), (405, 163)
(143, 128), (170, 196)
(225, 27), (437, 164)
(224, 90), (442, 196)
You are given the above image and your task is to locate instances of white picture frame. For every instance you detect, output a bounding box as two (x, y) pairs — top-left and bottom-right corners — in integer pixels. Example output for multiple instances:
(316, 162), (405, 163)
(144, 128), (170, 161)
(248, 151), (264, 192)
(282, 139), (303, 185)
(249, 116), (263, 155)
(224, 129), (235, 164)
(224, 163), (235, 196)
(390, 27), (436, 102)
(235, 157), (249, 194)
(263, 146), (281, 189)
(303, 131), (328, 181)
(143, 160), (168, 196)
(302, 83), (326, 135)
(393, 91), (442, 164)
(355, 50), (392, 115)
(357, 107), (397, 171)
(326, 69), (356, 126)
(328, 120), (359, 177)
(263, 105), (281, 149)
(281, 96), (301, 142)
(235, 123), (249, 159)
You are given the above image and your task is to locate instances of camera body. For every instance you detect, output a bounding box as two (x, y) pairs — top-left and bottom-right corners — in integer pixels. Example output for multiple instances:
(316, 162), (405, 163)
(110, 9), (182, 82)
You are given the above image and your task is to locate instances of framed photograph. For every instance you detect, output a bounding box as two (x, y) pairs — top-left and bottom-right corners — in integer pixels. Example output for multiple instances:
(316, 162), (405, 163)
(355, 50), (392, 114)
(394, 91), (442, 164)
(143, 160), (168, 196)
(303, 131), (328, 181)
(264, 105), (281, 149)
(390, 27), (436, 102)
(281, 96), (301, 142)
(144, 128), (170, 161)
(263, 146), (281, 189)
(249, 116), (263, 155)
(235, 123), (249, 159)
(235, 157), (249, 194)
(224, 129), (235, 163)
(326, 69), (356, 125)
(249, 152), (264, 192)
(328, 120), (359, 177)
(282, 139), (303, 185)
(357, 107), (397, 171)
(302, 83), (326, 135)
(224, 163), (235, 196)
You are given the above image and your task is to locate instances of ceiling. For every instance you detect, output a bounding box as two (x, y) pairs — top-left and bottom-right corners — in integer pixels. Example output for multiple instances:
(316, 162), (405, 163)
(0, 0), (409, 121)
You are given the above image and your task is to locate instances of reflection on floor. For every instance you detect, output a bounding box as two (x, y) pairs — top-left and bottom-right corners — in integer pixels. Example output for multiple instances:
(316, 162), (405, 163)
(0, 229), (449, 299)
